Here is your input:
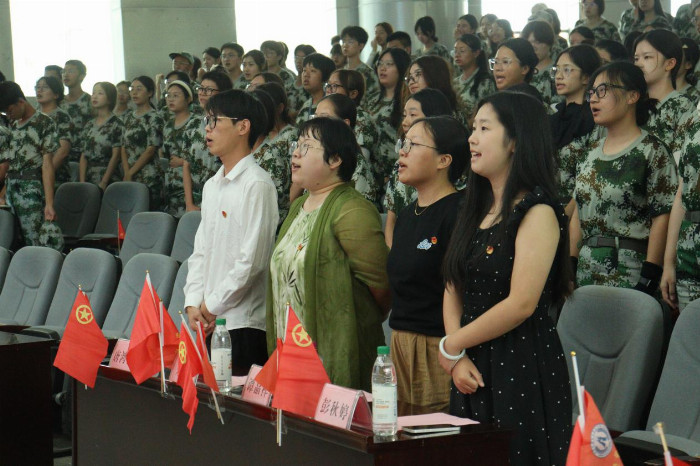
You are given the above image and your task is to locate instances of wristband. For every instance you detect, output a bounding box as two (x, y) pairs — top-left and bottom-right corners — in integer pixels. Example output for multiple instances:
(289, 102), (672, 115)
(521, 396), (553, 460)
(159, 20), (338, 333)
(439, 336), (466, 361)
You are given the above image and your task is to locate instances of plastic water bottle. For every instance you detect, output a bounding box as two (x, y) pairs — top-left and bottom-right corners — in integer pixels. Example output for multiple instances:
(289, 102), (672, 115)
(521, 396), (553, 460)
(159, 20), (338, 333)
(210, 318), (232, 393)
(372, 346), (398, 437)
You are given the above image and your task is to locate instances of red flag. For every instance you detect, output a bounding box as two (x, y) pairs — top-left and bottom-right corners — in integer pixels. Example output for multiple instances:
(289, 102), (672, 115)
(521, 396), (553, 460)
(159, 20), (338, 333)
(54, 289), (108, 388)
(127, 274), (178, 384)
(271, 307), (330, 418)
(175, 322), (203, 433)
(118, 217), (126, 240)
(255, 338), (283, 394)
(195, 322), (219, 392)
(566, 389), (622, 465)
(670, 457), (692, 466)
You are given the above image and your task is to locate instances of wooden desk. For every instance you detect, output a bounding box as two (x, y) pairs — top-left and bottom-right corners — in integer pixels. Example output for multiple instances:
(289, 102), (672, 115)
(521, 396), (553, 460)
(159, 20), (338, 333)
(0, 331), (53, 466)
(74, 367), (512, 465)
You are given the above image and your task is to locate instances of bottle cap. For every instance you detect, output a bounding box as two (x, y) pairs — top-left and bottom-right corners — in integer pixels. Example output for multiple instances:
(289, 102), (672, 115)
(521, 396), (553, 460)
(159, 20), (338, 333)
(377, 346), (390, 355)
(216, 318), (226, 325)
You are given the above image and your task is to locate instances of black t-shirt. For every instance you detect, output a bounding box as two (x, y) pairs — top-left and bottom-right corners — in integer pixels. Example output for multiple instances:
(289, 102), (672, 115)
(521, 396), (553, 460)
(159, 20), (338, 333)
(387, 192), (462, 337)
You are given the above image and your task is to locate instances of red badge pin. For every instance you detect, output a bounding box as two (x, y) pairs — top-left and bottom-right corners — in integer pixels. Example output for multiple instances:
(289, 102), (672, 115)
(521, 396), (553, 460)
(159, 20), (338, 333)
(222, 211), (227, 218)
(431, 236), (437, 244)
(486, 245), (494, 255)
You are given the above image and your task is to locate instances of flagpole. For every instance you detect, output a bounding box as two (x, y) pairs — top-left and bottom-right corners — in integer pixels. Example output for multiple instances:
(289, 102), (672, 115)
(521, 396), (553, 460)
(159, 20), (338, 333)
(277, 408), (283, 446)
(158, 300), (167, 395)
(178, 312), (224, 424)
(570, 351), (585, 430)
(195, 320), (224, 425)
(78, 284), (89, 391)
(654, 422), (673, 466)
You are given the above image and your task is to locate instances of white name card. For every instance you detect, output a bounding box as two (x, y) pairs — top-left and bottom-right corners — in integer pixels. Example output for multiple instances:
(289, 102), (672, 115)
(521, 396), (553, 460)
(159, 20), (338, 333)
(241, 364), (272, 406)
(314, 383), (372, 430)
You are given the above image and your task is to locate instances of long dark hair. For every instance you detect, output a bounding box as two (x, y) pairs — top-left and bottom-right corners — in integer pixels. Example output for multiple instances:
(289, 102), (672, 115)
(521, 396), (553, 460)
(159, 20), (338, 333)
(456, 34), (492, 99)
(637, 0), (665, 22)
(412, 55), (458, 113)
(377, 47), (411, 128)
(443, 91), (571, 302)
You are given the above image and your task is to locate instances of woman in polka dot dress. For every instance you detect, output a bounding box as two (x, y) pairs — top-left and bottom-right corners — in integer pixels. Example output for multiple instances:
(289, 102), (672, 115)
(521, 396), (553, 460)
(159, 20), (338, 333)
(441, 91), (572, 465)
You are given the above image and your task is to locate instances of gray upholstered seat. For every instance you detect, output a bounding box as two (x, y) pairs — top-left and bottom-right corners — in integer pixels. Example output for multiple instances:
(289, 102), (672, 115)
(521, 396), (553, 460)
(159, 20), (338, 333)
(81, 182), (149, 240)
(616, 299), (700, 460)
(170, 211), (201, 263)
(167, 259), (188, 326)
(101, 253), (178, 339)
(557, 285), (664, 432)
(0, 246), (63, 326)
(0, 209), (15, 250)
(54, 182), (102, 239)
(21, 248), (118, 340)
(119, 212), (176, 266)
(0, 247), (11, 292)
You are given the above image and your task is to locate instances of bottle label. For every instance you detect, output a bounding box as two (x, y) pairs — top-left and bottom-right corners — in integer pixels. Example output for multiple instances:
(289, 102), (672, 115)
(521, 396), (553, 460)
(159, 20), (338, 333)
(211, 348), (232, 380)
(371, 384), (397, 423)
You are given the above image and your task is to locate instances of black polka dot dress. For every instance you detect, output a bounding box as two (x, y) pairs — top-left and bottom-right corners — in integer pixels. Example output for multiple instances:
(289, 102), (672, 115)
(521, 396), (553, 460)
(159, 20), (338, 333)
(449, 188), (572, 466)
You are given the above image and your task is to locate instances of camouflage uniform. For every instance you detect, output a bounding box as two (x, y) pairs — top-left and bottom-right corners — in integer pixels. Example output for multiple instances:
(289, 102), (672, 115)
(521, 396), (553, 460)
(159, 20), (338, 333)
(2, 111), (63, 249)
(122, 109), (165, 210)
(277, 68), (298, 104)
(555, 126), (605, 201)
(45, 107), (76, 184)
(674, 4), (700, 43)
(354, 106), (382, 205)
(346, 63), (380, 108)
(232, 74), (249, 91)
(288, 82), (309, 112)
(415, 43), (452, 62)
(252, 124), (297, 223)
(575, 130), (678, 287)
(619, 8), (636, 40)
(162, 113), (203, 217)
(59, 92), (92, 163)
(368, 97), (399, 187)
(574, 18), (622, 42)
(80, 114), (124, 186)
(644, 90), (697, 163)
(295, 98), (317, 127)
(629, 15), (673, 35)
(680, 83), (700, 106)
(531, 64), (560, 111)
(453, 72), (497, 123)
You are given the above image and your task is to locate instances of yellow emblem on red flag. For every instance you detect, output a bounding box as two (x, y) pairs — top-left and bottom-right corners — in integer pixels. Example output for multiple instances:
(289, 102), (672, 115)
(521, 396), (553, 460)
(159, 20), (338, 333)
(76, 304), (94, 325)
(179, 341), (187, 364)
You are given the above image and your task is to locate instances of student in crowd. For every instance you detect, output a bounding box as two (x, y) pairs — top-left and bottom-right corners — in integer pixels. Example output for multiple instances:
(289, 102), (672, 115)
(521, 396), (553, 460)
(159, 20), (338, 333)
(490, 38), (543, 101)
(154, 70), (191, 120)
(330, 43), (346, 70)
(521, 20), (558, 108)
(453, 34), (497, 123)
(677, 38), (700, 105)
(632, 0), (673, 33)
(241, 49), (266, 90)
(341, 26), (380, 105)
(35, 76), (73, 185)
(44, 65), (62, 81)
(634, 29), (697, 161)
(620, 0), (641, 40)
(246, 72), (284, 92)
(573, 61), (677, 290)
(114, 80), (132, 121)
(200, 47), (221, 75)
(575, 0), (622, 42)
(387, 116), (467, 411)
(405, 55), (461, 120)
(414, 16), (451, 60)
(314, 93), (377, 205)
(290, 44), (315, 112)
(220, 43), (246, 90)
(568, 26), (596, 46)
(0, 81), (62, 250)
(595, 39), (630, 64)
(121, 76), (165, 210)
(369, 48), (411, 189)
(79, 82), (124, 190)
(486, 19), (514, 58)
(453, 14), (479, 40)
(185, 90), (278, 375)
(155, 52), (194, 104)
(384, 89), (453, 248)
(386, 31), (412, 55)
(367, 22), (393, 69)
(60, 60), (92, 130)
(441, 91), (572, 466)
(479, 14), (498, 42)
(267, 117), (390, 391)
(261, 40), (296, 97)
(295, 53), (335, 126)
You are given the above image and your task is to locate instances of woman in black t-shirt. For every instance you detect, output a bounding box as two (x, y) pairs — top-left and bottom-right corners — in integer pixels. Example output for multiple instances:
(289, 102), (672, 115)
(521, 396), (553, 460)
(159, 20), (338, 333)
(386, 116), (468, 411)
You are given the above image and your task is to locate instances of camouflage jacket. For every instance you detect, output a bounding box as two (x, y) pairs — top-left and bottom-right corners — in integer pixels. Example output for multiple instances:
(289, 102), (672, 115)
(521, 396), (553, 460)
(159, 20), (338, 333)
(575, 17), (622, 42)
(4, 111), (59, 173)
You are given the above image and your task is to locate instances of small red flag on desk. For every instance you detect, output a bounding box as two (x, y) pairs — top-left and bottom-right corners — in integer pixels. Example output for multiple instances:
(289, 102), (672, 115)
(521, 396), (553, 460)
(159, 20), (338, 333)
(118, 217), (125, 241)
(53, 289), (108, 388)
(566, 389), (622, 465)
(195, 322), (218, 392)
(271, 306), (330, 418)
(176, 322), (202, 433)
(256, 338), (283, 394)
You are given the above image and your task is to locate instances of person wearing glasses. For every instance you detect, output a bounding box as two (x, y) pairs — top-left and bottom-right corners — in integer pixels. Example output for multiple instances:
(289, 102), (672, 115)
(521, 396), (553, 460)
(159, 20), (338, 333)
(267, 117), (390, 391)
(521, 21), (558, 109)
(387, 116), (467, 411)
(576, 0), (622, 42)
(121, 76), (165, 210)
(490, 38), (543, 102)
(453, 34), (496, 125)
(341, 26), (380, 106)
(261, 41), (297, 100)
(572, 61), (677, 291)
(35, 76), (74, 187)
(185, 90), (278, 375)
(295, 53), (335, 126)
(405, 56), (462, 122)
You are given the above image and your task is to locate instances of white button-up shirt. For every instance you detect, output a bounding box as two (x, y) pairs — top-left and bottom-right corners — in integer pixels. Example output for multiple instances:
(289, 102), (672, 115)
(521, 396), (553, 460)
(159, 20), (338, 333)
(184, 155), (278, 331)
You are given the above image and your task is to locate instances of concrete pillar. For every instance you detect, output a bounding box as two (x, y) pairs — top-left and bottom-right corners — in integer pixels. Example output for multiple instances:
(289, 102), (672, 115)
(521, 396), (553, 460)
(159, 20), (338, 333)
(0, 0), (14, 80)
(337, 0), (360, 36)
(120, 0), (236, 79)
(467, 0), (481, 18)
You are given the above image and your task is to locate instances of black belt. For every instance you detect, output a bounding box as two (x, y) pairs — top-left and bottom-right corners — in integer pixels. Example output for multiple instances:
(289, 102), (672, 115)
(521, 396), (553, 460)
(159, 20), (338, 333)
(8, 170), (41, 181)
(685, 210), (700, 223)
(585, 236), (646, 253)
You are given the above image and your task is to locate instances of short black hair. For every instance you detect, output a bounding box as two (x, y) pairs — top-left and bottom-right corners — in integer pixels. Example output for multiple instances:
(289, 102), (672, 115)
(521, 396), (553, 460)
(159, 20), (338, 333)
(166, 70), (190, 83)
(341, 26), (369, 45)
(65, 59), (86, 76)
(415, 16), (438, 42)
(460, 14), (479, 31)
(413, 116), (469, 184)
(258, 82), (293, 126)
(44, 64), (63, 76)
(220, 42), (244, 57)
(0, 81), (25, 111)
(570, 26), (596, 43)
(521, 20), (555, 46)
(302, 53), (336, 81)
(387, 31), (412, 49)
(499, 38), (539, 82)
(251, 88), (276, 136)
(37, 76), (64, 104)
(200, 70), (233, 92)
(298, 117), (358, 182)
(203, 47), (221, 59)
(319, 93), (357, 128)
(588, 61), (656, 126)
(595, 39), (630, 62)
(206, 89), (269, 149)
(295, 44), (316, 56)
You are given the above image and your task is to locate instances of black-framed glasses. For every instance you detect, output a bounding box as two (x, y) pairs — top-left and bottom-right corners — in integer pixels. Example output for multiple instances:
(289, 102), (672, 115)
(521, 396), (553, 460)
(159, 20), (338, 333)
(290, 140), (323, 156)
(585, 83), (629, 102)
(323, 82), (344, 93)
(204, 115), (240, 129)
(404, 69), (423, 84)
(397, 137), (439, 154)
(549, 65), (581, 79)
(194, 84), (219, 96)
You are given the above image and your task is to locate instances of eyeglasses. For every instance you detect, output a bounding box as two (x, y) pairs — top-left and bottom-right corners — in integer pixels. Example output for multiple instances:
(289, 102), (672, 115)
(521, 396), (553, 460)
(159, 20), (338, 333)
(204, 115), (240, 129)
(550, 65), (581, 79)
(377, 60), (395, 68)
(194, 84), (219, 95)
(488, 58), (518, 70)
(323, 83), (344, 93)
(405, 69), (423, 84)
(397, 137), (439, 154)
(585, 83), (629, 102)
(290, 140), (323, 156)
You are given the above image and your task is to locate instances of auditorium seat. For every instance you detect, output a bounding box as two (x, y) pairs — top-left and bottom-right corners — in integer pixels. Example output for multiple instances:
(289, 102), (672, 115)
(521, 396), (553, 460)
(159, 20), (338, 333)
(21, 248), (118, 340)
(54, 182), (102, 241)
(170, 211), (200, 263)
(81, 182), (149, 241)
(68, 161), (79, 181)
(167, 259), (188, 325)
(119, 212), (176, 266)
(616, 299), (700, 463)
(0, 246), (63, 326)
(0, 209), (15, 250)
(101, 253), (179, 339)
(557, 285), (664, 432)
(0, 247), (11, 291)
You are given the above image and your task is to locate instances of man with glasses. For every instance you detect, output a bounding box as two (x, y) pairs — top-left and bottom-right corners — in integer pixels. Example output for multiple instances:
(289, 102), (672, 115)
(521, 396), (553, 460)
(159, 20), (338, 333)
(341, 26), (380, 106)
(184, 89), (278, 376)
(220, 42), (247, 90)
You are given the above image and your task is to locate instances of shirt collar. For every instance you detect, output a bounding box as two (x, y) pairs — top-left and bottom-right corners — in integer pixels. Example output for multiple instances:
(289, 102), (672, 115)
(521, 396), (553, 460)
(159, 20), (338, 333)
(215, 153), (254, 183)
